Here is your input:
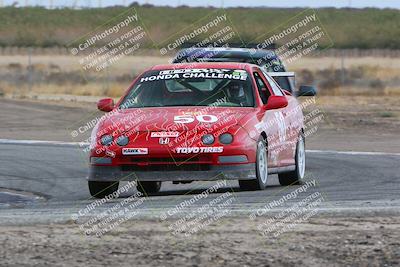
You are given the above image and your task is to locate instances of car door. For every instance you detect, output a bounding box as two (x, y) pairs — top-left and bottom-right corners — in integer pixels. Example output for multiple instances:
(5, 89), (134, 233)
(262, 71), (297, 166)
(252, 69), (283, 168)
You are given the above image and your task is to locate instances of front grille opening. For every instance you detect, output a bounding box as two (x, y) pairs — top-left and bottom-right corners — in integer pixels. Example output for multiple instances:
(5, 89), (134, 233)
(121, 164), (211, 172)
(129, 155), (211, 164)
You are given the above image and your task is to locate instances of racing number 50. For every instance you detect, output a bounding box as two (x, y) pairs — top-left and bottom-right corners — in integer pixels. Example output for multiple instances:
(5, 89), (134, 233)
(174, 115), (218, 124)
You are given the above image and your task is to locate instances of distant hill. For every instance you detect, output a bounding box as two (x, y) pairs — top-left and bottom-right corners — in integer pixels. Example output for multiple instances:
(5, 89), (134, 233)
(0, 5), (399, 49)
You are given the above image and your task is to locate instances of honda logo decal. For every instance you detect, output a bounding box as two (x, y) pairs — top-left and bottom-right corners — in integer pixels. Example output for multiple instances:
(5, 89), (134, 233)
(159, 137), (170, 145)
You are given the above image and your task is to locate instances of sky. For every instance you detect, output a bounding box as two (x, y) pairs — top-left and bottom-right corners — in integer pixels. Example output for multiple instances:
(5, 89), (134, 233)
(2, 0), (400, 9)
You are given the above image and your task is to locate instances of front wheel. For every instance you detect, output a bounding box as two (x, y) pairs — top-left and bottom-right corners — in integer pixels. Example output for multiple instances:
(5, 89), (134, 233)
(88, 181), (119, 198)
(239, 138), (269, 191)
(278, 133), (306, 186)
(137, 181), (162, 195)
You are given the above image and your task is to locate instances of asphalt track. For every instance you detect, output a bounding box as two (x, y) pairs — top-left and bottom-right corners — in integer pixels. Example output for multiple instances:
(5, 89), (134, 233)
(0, 141), (399, 224)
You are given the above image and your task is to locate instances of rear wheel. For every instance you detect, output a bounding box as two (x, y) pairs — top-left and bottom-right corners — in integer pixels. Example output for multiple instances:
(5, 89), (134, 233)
(239, 138), (268, 191)
(137, 181), (162, 195)
(88, 181), (119, 198)
(278, 133), (305, 186)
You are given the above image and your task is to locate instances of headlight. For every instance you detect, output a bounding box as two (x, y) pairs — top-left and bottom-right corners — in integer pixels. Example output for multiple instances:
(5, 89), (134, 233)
(202, 134), (214, 145)
(219, 133), (233, 144)
(100, 135), (113, 146)
(116, 135), (129, 146)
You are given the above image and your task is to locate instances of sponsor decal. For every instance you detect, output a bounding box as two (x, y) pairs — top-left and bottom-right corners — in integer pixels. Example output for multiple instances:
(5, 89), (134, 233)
(232, 69), (248, 79)
(122, 148), (148, 155)
(275, 111), (287, 142)
(151, 132), (180, 138)
(175, 147), (224, 154)
(105, 150), (116, 158)
(160, 68), (231, 75)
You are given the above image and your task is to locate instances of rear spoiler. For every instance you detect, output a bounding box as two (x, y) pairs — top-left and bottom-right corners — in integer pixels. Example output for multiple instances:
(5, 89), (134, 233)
(267, 72), (295, 78)
(267, 72), (296, 93)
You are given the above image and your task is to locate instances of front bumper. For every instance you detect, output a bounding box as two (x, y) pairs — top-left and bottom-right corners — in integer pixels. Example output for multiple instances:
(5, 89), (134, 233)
(88, 163), (256, 182)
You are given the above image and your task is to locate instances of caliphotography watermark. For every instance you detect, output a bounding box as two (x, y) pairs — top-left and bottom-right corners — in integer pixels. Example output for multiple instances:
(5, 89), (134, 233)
(159, 180), (236, 237)
(250, 175), (324, 238)
(68, 7), (150, 74)
(247, 95), (325, 161)
(67, 98), (147, 155)
(251, 9), (333, 69)
(72, 180), (146, 237)
(158, 10), (241, 60)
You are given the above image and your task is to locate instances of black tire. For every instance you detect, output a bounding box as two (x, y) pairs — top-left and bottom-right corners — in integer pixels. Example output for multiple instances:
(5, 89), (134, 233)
(88, 181), (119, 198)
(239, 138), (269, 191)
(278, 133), (306, 186)
(137, 181), (162, 195)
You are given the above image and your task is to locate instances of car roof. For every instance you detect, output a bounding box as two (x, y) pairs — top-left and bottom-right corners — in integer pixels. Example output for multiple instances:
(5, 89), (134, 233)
(150, 62), (260, 71)
(173, 47), (279, 62)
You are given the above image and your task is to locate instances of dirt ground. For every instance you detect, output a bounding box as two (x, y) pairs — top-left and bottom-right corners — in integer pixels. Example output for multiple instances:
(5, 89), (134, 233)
(1, 96), (399, 266)
(0, 95), (399, 152)
(0, 216), (399, 267)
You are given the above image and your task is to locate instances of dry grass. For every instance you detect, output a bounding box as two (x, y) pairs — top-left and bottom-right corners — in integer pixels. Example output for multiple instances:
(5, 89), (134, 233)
(289, 57), (400, 71)
(295, 64), (400, 96)
(0, 82), (129, 98)
(0, 54), (399, 98)
(307, 95), (400, 133)
(0, 55), (168, 75)
(2, 55), (399, 75)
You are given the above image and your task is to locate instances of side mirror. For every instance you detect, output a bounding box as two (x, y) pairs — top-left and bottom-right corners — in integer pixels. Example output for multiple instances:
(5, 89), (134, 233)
(297, 85), (317, 96)
(97, 98), (114, 112)
(264, 95), (288, 110)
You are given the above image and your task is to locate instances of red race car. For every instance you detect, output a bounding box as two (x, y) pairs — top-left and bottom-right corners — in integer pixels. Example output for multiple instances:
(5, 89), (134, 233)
(88, 62), (310, 198)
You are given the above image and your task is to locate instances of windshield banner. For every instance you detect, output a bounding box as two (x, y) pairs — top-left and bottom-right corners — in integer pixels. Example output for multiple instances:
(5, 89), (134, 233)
(140, 68), (248, 82)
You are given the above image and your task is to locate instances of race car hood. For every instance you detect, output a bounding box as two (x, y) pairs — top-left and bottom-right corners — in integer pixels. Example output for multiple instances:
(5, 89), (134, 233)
(98, 107), (256, 134)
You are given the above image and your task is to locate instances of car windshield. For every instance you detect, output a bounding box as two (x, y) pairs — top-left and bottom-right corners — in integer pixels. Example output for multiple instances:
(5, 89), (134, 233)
(119, 68), (255, 108)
